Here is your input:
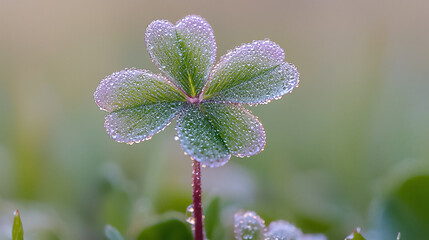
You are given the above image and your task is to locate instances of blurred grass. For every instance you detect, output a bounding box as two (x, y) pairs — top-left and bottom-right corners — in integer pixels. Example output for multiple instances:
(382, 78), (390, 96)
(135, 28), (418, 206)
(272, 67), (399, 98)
(1, 0), (429, 239)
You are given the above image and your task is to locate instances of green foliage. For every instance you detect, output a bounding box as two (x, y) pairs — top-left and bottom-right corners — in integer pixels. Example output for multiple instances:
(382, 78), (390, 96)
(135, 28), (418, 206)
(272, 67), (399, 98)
(101, 190), (132, 233)
(105, 225), (124, 240)
(12, 210), (24, 240)
(204, 197), (224, 240)
(146, 16), (216, 97)
(395, 175), (429, 223)
(380, 175), (429, 239)
(104, 102), (183, 143)
(345, 229), (366, 240)
(95, 69), (186, 112)
(137, 218), (193, 240)
(95, 15), (298, 166)
(204, 42), (298, 105)
(201, 103), (265, 156)
(177, 104), (230, 166)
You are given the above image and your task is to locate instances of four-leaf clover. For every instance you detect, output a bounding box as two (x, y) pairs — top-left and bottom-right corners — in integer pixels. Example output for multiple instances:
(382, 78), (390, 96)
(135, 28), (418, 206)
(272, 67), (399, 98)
(94, 15), (299, 167)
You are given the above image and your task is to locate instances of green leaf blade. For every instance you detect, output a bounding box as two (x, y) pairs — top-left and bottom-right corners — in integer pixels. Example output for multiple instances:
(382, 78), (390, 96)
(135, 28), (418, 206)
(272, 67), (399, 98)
(176, 103), (231, 167)
(137, 218), (193, 240)
(201, 102), (266, 158)
(12, 210), (23, 240)
(145, 15), (217, 97)
(105, 225), (124, 240)
(205, 197), (223, 240)
(94, 68), (185, 113)
(176, 103), (266, 167)
(204, 40), (299, 105)
(380, 175), (429, 239)
(105, 102), (183, 144)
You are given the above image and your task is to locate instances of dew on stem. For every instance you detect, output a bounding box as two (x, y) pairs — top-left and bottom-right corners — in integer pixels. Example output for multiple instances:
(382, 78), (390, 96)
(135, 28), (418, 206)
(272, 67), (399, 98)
(186, 203), (207, 239)
(192, 160), (204, 240)
(186, 204), (195, 225)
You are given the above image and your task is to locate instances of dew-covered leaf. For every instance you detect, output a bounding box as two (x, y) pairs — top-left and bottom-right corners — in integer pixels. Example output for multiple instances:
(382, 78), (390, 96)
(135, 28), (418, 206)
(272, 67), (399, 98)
(201, 102), (265, 157)
(105, 225), (124, 240)
(94, 68), (185, 113)
(105, 102), (183, 143)
(12, 210), (23, 240)
(203, 40), (299, 105)
(234, 210), (266, 240)
(145, 15), (216, 97)
(176, 103), (230, 167)
(264, 220), (303, 240)
(137, 218), (193, 240)
(176, 103), (265, 167)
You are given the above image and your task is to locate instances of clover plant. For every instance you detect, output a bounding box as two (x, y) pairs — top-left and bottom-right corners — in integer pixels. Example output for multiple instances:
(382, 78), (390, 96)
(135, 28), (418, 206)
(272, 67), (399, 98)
(234, 210), (327, 240)
(94, 15), (299, 240)
(2, 15), (406, 240)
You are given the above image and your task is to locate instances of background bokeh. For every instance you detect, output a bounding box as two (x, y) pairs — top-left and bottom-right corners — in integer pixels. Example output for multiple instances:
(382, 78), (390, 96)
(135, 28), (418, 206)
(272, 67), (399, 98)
(1, 0), (428, 239)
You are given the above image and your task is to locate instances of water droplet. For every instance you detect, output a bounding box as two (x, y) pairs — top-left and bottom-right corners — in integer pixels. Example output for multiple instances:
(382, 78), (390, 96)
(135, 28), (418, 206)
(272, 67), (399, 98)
(186, 204), (195, 225)
(185, 203), (207, 239)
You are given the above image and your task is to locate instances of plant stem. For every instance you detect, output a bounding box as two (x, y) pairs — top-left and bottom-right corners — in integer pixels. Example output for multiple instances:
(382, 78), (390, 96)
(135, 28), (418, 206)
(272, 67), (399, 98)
(192, 160), (204, 240)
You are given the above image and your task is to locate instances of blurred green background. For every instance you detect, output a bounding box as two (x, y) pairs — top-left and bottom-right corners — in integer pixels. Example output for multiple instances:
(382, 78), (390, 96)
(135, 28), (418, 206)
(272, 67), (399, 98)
(1, 0), (428, 239)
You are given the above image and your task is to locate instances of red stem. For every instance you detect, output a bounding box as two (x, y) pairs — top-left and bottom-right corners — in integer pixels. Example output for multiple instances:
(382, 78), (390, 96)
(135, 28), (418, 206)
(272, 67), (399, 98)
(192, 160), (204, 240)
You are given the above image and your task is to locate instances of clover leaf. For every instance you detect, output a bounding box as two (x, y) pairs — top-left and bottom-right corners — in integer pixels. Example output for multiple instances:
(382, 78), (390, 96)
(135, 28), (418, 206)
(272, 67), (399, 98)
(94, 15), (299, 167)
(234, 210), (326, 240)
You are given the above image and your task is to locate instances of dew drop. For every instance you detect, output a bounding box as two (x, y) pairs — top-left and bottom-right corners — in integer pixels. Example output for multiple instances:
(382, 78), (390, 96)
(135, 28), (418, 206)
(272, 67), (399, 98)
(110, 130), (118, 139)
(185, 203), (208, 239)
(186, 204), (195, 225)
